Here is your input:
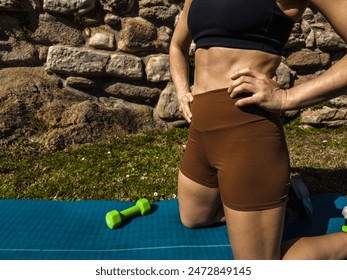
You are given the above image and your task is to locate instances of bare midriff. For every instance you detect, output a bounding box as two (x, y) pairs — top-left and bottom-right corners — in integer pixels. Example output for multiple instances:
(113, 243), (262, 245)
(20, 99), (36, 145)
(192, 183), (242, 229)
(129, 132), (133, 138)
(192, 47), (282, 95)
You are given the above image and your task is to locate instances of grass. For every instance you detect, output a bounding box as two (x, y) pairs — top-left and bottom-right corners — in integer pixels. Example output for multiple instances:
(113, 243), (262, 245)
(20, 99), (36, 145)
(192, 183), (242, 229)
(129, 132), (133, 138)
(0, 124), (346, 202)
(0, 128), (187, 202)
(285, 123), (347, 195)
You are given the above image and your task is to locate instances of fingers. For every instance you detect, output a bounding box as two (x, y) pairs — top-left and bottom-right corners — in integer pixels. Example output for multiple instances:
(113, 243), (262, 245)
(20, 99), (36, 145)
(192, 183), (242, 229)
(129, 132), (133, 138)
(228, 68), (283, 112)
(234, 95), (261, 108)
(230, 68), (267, 80)
(234, 86), (286, 112)
(178, 92), (193, 123)
(228, 69), (266, 98)
(184, 92), (194, 103)
(228, 76), (257, 98)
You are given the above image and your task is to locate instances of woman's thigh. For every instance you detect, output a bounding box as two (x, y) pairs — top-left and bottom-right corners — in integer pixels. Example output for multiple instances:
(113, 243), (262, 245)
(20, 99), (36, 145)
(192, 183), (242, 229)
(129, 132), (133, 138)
(178, 171), (224, 228)
(223, 204), (286, 260)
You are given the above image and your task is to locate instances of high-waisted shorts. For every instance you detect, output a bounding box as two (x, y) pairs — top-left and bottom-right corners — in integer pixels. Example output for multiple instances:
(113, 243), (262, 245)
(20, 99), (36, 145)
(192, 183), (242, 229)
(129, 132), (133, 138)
(180, 88), (291, 211)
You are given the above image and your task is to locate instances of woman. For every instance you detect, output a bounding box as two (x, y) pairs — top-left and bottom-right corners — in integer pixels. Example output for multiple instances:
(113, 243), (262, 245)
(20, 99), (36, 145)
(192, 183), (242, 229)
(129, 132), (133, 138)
(169, 0), (347, 260)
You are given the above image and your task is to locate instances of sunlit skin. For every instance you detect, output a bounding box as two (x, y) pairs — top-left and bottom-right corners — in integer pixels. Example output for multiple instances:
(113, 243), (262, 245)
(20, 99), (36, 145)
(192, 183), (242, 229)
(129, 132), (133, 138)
(169, 0), (347, 259)
(171, 0), (347, 122)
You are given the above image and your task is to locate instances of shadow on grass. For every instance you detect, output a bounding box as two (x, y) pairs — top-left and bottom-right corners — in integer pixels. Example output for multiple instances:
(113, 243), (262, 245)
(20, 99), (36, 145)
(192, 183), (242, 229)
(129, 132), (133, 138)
(291, 167), (347, 196)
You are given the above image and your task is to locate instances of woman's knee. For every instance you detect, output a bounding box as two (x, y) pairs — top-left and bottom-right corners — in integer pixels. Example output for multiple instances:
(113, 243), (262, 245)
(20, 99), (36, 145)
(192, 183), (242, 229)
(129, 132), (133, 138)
(179, 199), (225, 228)
(179, 214), (204, 229)
(179, 204), (216, 228)
(178, 172), (224, 228)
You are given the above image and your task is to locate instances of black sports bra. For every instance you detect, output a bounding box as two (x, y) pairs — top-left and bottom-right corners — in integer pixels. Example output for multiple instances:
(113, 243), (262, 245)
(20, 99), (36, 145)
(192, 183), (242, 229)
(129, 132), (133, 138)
(187, 0), (295, 55)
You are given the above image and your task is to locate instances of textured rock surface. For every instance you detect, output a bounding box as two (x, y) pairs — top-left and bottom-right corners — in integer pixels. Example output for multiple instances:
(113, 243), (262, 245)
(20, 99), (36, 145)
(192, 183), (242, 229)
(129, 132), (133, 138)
(46, 46), (110, 75)
(43, 0), (96, 15)
(0, 2), (346, 149)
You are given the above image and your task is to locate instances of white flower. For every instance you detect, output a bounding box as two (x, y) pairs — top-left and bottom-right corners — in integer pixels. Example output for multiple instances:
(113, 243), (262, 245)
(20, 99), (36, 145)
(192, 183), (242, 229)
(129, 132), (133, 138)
(153, 192), (158, 197)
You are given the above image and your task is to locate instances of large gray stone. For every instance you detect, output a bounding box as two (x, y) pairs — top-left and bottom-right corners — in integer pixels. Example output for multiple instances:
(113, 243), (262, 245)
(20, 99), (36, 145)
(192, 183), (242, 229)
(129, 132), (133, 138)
(301, 107), (347, 127)
(106, 53), (143, 79)
(276, 62), (292, 89)
(46, 46), (110, 75)
(0, 0), (39, 11)
(86, 25), (116, 50)
(104, 82), (161, 101)
(139, 4), (180, 25)
(145, 54), (171, 82)
(117, 17), (157, 52)
(316, 31), (346, 51)
(43, 0), (96, 14)
(100, 0), (135, 15)
(156, 82), (181, 119)
(29, 13), (84, 46)
(286, 50), (322, 70)
(0, 39), (40, 66)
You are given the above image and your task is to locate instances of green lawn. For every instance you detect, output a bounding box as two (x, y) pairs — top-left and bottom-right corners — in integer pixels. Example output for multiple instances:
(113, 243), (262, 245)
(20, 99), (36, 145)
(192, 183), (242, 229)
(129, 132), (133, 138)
(0, 125), (346, 201)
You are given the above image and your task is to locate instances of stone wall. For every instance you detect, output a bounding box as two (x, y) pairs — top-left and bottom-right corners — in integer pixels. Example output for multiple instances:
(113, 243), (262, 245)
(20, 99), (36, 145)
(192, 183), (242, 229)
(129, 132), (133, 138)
(0, 0), (346, 149)
(278, 7), (347, 127)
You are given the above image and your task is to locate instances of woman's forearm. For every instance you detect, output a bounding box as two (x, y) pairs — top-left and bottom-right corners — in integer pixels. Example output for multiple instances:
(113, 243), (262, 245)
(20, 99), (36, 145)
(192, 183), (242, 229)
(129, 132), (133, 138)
(169, 43), (194, 122)
(284, 54), (347, 111)
(168, 0), (193, 122)
(169, 45), (191, 98)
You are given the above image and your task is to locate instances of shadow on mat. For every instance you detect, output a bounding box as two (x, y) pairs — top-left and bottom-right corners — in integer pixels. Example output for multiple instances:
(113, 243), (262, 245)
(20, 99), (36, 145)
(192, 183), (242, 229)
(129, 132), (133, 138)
(283, 192), (344, 241)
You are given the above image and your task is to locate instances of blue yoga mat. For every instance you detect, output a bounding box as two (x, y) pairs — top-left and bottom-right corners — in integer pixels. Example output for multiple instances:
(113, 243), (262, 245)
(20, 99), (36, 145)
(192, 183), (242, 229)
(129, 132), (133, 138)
(0, 193), (345, 260)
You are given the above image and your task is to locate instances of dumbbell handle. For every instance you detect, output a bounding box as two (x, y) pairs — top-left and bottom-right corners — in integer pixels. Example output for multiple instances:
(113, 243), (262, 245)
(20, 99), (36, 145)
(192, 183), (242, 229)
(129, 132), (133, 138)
(120, 205), (142, 218)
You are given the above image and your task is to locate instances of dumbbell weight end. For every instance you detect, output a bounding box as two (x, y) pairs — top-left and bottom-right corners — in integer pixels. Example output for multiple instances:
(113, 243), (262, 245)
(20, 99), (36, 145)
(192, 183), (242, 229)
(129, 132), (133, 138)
(342, 206), (347, 233)
(105, 210), (122, 229)
(105, 198), (151, 230)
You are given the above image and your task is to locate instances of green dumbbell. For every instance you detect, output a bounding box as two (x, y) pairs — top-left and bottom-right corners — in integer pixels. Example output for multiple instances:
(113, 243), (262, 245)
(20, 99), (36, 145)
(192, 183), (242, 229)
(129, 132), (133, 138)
(342, 206), (347, 233)
(105, 198), (151, 229)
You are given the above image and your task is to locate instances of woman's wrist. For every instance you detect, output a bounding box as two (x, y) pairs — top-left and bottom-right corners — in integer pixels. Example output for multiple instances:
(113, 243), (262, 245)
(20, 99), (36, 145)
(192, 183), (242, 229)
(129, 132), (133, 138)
(279, 88), (298, 112)
(175, 84), (192, 99)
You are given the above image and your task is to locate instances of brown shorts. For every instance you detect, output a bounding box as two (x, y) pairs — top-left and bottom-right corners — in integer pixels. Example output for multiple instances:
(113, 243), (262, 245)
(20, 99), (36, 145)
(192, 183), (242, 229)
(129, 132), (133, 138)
(180, 88), (291, 211)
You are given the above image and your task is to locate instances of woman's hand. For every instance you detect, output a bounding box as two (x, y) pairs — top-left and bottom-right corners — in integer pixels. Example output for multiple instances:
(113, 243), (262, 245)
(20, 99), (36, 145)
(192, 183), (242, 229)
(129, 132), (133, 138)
(178, 92), (194, 123)
(227, 68), (288, 112)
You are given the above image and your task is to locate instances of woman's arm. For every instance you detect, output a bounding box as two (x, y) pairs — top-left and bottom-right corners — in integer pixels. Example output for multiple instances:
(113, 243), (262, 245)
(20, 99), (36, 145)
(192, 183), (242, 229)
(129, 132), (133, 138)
(228, 0), (347, 112)
(169, 0), (194, 122)
(283, 0), (347, 110)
